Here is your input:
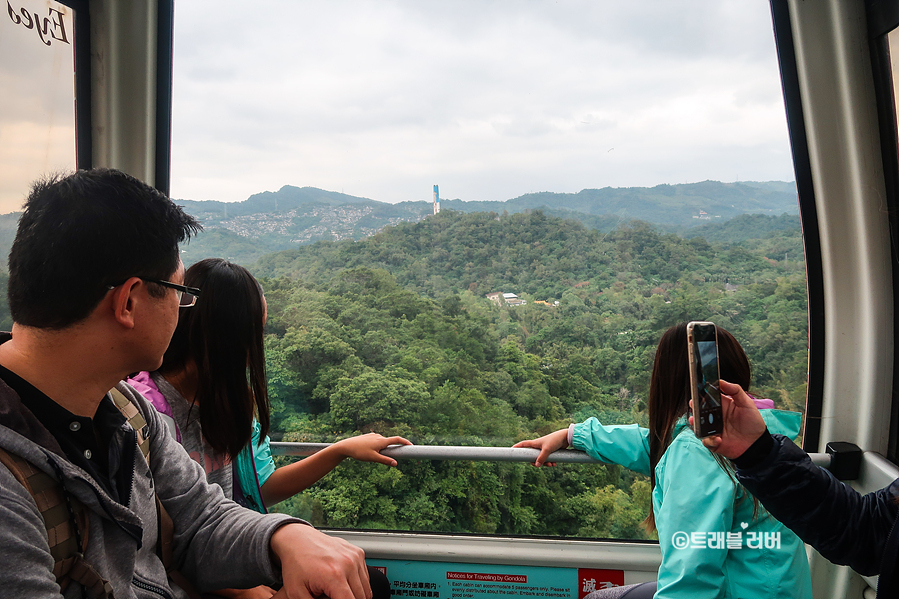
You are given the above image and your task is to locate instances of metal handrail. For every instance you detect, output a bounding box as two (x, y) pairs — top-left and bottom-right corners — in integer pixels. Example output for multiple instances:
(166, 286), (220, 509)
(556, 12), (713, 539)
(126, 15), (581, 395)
(270, 442), (834, 468)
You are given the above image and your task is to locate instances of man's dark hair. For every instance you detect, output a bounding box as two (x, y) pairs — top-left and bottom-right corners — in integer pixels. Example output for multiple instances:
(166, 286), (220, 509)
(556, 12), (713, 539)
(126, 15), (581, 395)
(8, 169), (201, 329)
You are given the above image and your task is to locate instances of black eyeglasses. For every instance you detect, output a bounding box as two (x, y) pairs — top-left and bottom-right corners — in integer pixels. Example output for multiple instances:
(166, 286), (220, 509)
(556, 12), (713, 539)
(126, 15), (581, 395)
(140, 278), (201, 307)
(107, 278), (201, 307)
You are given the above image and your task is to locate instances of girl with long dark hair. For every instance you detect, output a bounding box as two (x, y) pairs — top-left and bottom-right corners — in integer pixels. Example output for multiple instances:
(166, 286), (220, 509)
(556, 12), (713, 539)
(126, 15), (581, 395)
(128, 258), (408, 598)
(514, 322), (811, 598)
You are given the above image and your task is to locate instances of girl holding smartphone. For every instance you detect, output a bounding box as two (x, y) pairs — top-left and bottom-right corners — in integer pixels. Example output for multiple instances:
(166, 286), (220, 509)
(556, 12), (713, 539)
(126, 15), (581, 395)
(514, 323), (811, 599)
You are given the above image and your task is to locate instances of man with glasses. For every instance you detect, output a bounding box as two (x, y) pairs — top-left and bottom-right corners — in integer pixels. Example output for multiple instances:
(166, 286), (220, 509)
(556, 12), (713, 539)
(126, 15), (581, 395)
(125, 277), (202, 307)
(0, 169), (373, 599)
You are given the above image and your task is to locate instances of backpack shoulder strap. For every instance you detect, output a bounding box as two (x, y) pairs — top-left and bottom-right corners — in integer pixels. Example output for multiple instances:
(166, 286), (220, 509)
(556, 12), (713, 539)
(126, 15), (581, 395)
(108, 387), (182, 583)
(0, 446), (114, 598)
(0, 447), (81, 573)
(109, 387), (150, 462)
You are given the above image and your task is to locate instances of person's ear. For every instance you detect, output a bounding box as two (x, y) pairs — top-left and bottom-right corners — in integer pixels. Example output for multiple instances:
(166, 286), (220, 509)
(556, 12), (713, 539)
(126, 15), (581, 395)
(111, 278), (143, 329)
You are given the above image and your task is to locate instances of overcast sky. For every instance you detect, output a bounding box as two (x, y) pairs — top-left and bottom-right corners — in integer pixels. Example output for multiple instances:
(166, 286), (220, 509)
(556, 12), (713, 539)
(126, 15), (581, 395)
(2, 1), (795, 211)
(170, 1), (794, 204)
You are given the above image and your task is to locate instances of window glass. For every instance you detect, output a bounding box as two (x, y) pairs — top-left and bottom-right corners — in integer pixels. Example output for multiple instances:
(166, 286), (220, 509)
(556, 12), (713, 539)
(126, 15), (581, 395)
(174, 2), (805, 539)
(0, 0), (75, 214)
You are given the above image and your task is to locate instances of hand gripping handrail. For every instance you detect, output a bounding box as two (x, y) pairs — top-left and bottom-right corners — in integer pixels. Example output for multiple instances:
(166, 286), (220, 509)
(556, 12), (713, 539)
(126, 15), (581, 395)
(269, 442), (834, 469)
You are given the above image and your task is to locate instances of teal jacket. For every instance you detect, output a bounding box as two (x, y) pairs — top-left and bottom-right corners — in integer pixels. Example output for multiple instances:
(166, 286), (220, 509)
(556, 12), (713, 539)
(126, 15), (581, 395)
(571, 410), (812, 599)
(235, 420), (277, 513)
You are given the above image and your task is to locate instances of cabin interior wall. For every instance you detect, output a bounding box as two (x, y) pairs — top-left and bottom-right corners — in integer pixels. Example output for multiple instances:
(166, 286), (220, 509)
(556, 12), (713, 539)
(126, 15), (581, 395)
(88, 0), (158, 181)
(790, 0), (893, 455)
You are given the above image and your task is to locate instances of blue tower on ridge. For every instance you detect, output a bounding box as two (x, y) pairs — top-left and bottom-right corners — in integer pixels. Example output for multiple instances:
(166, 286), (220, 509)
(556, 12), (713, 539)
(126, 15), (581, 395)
(433, 185), (440, 214)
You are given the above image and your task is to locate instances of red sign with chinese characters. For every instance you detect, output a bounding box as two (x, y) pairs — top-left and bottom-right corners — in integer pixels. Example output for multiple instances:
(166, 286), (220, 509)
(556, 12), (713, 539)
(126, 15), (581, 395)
(577, 568), (625, 598)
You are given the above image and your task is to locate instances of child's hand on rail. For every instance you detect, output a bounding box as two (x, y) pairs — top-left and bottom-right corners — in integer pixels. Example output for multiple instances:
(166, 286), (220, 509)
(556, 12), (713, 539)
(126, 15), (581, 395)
(513, 428), (570, 467)
(333, 432), (412, 467)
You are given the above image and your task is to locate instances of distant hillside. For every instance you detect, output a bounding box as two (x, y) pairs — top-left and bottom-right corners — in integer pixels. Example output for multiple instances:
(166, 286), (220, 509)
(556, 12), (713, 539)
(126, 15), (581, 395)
(683, 213), (804, 266)
(442, 180), (798, 226)
(175, 186), (381, 219)
(0, 213), (19, 266)
(177, 180), (796, 265)
(0, 181), (799, 269)
(177, 180), (797, 227)
(684, 213), (801, 245)
(176, 185), (433, 265)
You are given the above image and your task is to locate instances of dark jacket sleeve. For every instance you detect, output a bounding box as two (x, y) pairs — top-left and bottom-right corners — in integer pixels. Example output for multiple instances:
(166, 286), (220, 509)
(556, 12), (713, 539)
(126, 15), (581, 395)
(736, 434), (899, 576)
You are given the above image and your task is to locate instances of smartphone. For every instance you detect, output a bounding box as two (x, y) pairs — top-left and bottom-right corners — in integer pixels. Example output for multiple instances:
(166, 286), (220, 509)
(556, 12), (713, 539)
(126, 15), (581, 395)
(687, 321), (723, 437)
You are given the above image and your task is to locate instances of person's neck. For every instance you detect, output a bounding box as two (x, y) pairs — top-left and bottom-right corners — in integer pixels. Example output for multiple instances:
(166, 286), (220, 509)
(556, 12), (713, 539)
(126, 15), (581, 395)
(159, 361), (199, 403)
(0, 323), (127, 418)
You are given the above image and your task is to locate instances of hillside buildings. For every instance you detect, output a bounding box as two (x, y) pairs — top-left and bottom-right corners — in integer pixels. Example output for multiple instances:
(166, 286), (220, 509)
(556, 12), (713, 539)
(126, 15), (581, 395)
(486, 292), (526, 306)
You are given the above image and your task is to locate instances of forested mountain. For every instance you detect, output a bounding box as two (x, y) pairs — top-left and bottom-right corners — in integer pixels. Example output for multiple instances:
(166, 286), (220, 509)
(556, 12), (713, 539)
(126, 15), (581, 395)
(172, 180), (796, 265)
(439, 180), (797, 226)
(0, 181), (796, 267)
(684, 213), (801, 247)
(258, 210), (808, 538)
(0, 213), (20, 270)
(254, 210), (804, 301)
(178, 186), (378, 217)
(176, 180), (796, 224)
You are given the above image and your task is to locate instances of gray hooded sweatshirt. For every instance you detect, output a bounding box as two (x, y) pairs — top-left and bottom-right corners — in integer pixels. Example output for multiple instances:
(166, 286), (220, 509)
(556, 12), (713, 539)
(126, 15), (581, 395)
(0, 379), (302, 598)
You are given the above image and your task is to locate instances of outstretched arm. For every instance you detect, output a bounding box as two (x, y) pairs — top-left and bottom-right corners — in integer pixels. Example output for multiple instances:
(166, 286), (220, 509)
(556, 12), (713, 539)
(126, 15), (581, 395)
(514, 420), (652, 475)
(261, 433), (412, 506)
